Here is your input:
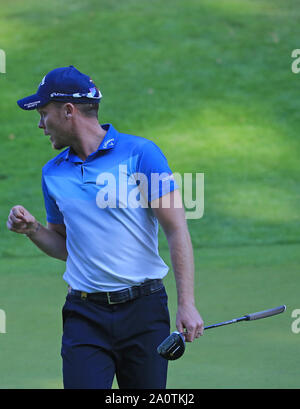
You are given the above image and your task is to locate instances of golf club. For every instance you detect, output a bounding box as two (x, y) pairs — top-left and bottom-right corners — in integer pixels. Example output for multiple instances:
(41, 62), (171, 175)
(157, 305), (286, 360)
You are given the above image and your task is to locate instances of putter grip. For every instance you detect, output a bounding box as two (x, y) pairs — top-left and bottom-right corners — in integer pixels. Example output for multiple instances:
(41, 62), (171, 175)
(246, 305), (286, 321)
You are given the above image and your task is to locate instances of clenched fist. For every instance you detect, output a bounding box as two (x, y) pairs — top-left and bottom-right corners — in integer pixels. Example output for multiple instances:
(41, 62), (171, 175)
(7, 205), (40, 236)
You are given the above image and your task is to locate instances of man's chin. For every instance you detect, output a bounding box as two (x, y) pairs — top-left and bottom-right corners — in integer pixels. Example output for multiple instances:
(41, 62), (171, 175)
(51, 141), (66, 150)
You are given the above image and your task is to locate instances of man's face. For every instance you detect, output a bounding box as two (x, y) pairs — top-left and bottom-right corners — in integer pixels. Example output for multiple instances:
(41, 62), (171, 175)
(37, 103), (70, 150)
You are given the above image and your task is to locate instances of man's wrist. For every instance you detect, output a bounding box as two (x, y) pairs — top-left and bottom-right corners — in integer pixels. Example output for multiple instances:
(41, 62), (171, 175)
(26, 221), (41, 238)
(177, 299), (196, 308)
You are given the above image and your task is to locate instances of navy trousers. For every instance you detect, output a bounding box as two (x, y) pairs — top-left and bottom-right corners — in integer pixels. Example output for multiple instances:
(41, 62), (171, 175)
(61, 287), (170, 389)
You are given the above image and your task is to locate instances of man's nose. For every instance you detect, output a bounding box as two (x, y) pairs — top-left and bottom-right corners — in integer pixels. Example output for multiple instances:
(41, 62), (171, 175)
(38, 118), (45, 129)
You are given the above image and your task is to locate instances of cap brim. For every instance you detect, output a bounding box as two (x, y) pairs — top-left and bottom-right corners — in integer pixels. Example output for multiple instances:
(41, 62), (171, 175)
(17, 93), (50, 110)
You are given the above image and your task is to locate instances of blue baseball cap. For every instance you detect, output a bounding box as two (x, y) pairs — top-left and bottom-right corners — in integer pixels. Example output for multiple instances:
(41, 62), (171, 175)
(17, 65), (102, 110)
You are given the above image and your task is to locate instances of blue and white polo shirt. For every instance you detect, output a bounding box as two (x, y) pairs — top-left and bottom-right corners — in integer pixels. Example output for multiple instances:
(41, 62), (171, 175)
(42, 124), (178, 292)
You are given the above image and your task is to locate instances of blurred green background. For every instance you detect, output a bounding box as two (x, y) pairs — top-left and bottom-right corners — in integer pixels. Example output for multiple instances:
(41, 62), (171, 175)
(0, 0), (299, 389)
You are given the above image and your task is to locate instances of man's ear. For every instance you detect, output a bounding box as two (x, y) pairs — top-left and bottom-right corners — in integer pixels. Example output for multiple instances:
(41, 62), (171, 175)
(64, 103), (75, 119)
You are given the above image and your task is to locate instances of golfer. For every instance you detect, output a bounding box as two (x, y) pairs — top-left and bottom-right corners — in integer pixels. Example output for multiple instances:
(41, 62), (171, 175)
(7, 66), (204, 389)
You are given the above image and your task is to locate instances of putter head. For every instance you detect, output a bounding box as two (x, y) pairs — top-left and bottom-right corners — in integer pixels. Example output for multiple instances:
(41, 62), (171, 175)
(157, 331), (186, 360)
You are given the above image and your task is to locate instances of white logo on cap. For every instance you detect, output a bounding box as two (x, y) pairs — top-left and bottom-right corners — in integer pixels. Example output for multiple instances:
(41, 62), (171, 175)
(24, 100), (41, 108)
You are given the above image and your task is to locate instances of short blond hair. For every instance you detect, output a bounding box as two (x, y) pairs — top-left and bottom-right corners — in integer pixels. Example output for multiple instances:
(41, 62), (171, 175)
(52, 101), (99, 118)
(76, 103), (99, 118)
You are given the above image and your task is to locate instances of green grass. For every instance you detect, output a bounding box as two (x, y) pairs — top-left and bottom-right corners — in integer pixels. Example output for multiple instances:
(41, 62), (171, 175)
(0, 0), (299, 389)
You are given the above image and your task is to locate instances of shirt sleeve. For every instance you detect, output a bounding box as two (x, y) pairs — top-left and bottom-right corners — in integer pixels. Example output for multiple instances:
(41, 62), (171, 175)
(41, 171), (65, 224)
(136, 140), (178, 202)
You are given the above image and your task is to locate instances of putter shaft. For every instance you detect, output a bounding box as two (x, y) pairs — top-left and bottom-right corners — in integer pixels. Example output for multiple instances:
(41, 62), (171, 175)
(203, 305), (286, 331)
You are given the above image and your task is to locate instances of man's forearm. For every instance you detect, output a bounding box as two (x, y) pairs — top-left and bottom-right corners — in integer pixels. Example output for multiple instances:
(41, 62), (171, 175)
(166, 226), (196, 306)
(151, 190), (204, 341)
(26, 222), (67, 261)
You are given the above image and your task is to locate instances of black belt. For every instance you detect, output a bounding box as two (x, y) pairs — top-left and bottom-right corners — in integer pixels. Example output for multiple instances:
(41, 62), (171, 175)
(68, 279), (164, 305)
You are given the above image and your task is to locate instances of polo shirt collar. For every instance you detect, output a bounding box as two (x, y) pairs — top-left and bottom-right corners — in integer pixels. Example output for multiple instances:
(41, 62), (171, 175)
(66, 123), (118, 162)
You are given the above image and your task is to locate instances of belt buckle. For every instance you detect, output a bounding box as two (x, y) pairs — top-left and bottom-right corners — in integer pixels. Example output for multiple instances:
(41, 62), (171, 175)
(107, 292), (118, 305)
